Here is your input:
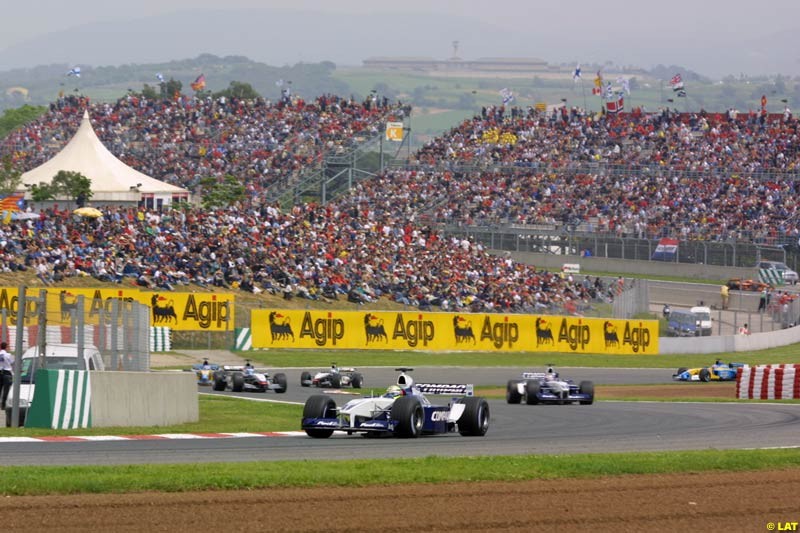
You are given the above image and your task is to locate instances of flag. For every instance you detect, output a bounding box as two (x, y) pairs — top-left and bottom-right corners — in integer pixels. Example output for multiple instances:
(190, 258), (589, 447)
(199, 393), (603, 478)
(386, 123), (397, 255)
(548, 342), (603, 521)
(500, 87), (514, 105)
(156, 73), (165, 83)
(604, 82), (614, 100)
(617, 77), (631, 95)
(651, 238), (678, 261)
(670, 73), (682, 87)
(606, 95), (624, 114)
(275, 79), (284, 87)
(671, 73), (686, 98)
(0, 194), (24, 213)
(66, 67), (81, 78)
(573, 64), (581, 82)
(190, 74), (206, 91)
(592, 70), (603, 95)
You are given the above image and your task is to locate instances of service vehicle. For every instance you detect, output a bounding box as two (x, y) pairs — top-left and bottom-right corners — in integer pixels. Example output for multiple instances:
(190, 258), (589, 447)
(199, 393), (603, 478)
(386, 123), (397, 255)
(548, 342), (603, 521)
(212, 361), (287, 393)
(667, 309), (700, 337)
(300, 363), (364, 389)
(672, 360), (746, 382)
(690, 306), (713, 336)
(506, 367), (594, 405)
(301, 368), (489, 438)
(5, 344), (105, 426)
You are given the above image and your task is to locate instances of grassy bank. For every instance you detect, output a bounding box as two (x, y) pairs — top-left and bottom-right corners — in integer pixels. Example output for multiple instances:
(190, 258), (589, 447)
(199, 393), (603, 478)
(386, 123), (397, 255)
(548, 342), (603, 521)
(1, 449), (799, 496)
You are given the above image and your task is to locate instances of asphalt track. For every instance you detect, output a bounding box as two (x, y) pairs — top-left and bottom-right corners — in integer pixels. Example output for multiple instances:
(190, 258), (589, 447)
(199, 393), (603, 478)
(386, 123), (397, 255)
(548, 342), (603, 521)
(2, 366), (799, 466)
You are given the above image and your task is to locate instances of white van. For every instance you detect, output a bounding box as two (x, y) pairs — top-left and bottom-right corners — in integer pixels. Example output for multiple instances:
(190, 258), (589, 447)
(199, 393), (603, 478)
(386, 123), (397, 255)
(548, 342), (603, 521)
(5, 344), (104, 426)
(690, 306), (713, 336)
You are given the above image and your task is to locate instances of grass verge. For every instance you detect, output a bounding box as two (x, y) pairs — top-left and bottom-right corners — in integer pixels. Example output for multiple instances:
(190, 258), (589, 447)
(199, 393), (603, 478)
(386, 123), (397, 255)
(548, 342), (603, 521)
(234, 346), (800, 370)
(1, 449), (799, 496)
(0, 395), (302, 437)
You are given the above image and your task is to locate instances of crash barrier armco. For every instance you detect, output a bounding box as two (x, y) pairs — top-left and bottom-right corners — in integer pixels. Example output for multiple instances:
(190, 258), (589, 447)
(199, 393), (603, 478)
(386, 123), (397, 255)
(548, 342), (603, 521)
(149, 327), (172, 351)
(251, 310), (659, 354)
(660, 324), (800, 354)
(736, 365), (800, 400)
(25, 370), (197, 428)
(26, 369), (92, 429)
(234, 327), (253, 350)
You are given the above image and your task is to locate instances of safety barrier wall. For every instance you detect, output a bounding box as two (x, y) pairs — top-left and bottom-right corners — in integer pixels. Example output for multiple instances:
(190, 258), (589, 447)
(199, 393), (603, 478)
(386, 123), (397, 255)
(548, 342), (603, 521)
(251, 310), (659, 354)
(660, 324), (800, 354)
(90, 372), (198, 427)
(736, 365), (800, 399)
(25, 369), (92, 429)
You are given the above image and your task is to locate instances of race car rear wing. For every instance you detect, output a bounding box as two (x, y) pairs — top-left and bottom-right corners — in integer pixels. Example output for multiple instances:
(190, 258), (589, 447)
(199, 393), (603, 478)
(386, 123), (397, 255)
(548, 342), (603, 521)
(416, 383), (474, 396)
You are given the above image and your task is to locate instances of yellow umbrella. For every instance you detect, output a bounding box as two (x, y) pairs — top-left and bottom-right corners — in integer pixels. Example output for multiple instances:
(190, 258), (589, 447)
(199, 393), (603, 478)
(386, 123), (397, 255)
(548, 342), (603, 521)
(73, 207), (103, 218)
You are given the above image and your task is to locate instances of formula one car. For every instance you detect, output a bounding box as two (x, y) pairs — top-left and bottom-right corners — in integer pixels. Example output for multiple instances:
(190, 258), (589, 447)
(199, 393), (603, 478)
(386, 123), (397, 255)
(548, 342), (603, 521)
(301, 368), (489, 438)
(212, 361), (287, 393)
(506, 367), (594, 405)
(726, 278), (771, 292)
(672, 360), (746, 382)
(191, 361), (220, 386)
(300, 363), (364, 389)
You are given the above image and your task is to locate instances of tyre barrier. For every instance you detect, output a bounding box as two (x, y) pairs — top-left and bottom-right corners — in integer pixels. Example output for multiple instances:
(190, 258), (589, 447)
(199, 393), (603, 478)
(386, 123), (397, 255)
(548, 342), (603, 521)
(736, 364), (800, 400)
(149, 326), (172, 352)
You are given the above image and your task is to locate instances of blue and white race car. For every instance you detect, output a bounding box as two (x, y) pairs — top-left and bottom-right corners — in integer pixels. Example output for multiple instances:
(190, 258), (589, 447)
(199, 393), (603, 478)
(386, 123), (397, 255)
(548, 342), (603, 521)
(191, 361), (220, 386)
(672, 361), (746, 382)
(301, 368), (489, 438)
(506, 367), (594, 405)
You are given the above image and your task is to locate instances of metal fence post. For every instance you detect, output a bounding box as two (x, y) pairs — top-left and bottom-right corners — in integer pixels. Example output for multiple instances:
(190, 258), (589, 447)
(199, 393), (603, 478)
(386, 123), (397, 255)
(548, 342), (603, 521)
(10, 286), (26, 428)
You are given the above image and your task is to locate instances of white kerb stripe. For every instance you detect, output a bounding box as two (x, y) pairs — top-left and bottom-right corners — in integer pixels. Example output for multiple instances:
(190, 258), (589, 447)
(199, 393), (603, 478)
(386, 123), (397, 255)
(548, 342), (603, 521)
(81, 371), (91, 428)
(62, 369), (76, 430)
(53, 369), (66, 429)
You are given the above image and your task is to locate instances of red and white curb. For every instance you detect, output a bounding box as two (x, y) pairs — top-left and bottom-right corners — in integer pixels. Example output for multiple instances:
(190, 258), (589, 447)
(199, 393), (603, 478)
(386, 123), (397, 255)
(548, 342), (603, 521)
(0, 431), (307, 444)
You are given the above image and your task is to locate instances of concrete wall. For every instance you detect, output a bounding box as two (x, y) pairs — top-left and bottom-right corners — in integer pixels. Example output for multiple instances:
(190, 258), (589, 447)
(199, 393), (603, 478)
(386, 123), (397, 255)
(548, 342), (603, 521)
(504, 251), (756, 281)
(90, 372), (198, 427)
(660, 324), (800, 354)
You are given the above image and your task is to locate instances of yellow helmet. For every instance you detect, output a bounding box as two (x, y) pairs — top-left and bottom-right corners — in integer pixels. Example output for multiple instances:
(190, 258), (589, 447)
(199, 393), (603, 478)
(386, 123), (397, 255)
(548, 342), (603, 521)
(386, 385), (404, 398)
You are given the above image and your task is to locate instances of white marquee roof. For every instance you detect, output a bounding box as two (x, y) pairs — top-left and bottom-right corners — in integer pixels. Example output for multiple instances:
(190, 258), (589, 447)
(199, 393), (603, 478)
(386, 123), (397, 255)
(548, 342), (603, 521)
(20, 111), (188, 202)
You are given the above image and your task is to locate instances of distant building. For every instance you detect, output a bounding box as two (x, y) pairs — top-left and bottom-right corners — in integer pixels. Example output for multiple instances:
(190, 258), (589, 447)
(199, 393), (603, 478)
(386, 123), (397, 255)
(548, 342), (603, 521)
(363, 56), (551, 74)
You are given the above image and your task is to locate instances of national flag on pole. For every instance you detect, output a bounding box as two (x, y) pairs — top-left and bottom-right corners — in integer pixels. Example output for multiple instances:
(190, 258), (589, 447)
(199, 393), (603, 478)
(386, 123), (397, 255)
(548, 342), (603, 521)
(156, 73), (165, 83)
(606, 95), (624, 114)
(671, 73), (686, 98)
(651, 238), (679, 261)
(0, 194), (24, 213)
(573, 64), (581, 82)
(592, 70), (603, 95)
(190, 74), (206, 91)
(500, 87), (514, 105)
(604, 82), (614, 100)
(66, 67), (81, 78)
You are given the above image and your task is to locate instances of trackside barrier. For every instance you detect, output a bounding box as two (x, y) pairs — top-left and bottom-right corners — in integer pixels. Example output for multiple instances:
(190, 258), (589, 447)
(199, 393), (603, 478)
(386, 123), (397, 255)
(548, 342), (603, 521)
(736, 365), (800, 399)
(25, 369), (92, 429)
(234, 327), (253, 350)
(149, 327), (172, 351)
(758, 269), (784, 286)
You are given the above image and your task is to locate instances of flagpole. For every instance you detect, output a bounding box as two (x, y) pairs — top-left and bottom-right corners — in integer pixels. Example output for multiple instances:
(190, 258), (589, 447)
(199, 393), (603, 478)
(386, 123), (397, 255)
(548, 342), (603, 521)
(581, 78), (587, 112)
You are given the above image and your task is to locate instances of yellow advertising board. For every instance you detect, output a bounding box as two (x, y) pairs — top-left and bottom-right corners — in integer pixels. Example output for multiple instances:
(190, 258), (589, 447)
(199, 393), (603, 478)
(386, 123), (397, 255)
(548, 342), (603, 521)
(0, 287), (235, 331)
(136, 292), (235, 331)
(385, 121), (404, 142)
(251, 310), (658, 354)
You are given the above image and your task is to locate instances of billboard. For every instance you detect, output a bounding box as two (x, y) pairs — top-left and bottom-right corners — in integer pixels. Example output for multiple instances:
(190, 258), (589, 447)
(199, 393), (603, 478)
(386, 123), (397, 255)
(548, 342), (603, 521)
(251, 310), (658, 354)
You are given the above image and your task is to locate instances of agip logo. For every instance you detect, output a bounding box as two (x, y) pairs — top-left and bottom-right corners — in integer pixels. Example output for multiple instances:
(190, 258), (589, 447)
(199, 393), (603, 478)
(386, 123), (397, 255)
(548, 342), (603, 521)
(534, 317), (554, 346)
(393, 313), (434, 347)
(300, 311), (344, 346)
(622, 321), (651, 353)
(452, 315), (476, 345)
(269, 311), (295, 342)
(364, 313), (388, 344)
(480, 316), (519, 349)
(558, 318), (590, 351)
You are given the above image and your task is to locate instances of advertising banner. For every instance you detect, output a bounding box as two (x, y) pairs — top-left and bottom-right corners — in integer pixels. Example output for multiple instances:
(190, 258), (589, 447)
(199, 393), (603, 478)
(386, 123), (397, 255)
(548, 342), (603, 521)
(251, 310), (658, 354)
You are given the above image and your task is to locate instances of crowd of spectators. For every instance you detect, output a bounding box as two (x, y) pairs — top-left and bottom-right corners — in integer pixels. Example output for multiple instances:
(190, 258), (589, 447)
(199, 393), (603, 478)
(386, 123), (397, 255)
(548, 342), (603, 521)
(2, 93), (406, 203)
(4, 95), (800, 313)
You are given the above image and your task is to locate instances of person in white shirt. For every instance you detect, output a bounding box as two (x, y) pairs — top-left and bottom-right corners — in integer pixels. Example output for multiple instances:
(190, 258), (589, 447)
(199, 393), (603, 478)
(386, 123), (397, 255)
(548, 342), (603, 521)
(0, 342), (13, 410)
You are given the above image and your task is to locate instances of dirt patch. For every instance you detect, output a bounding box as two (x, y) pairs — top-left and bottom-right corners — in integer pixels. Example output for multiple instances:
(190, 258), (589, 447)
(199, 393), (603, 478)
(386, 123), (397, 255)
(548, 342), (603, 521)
(4, 469), (798, 532)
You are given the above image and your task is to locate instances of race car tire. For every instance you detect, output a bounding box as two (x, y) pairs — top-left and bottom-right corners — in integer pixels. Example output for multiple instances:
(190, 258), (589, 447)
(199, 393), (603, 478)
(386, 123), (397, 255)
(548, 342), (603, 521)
(232, 372), (245, 392)
(391, 396), (424, 438)
(525, 380), (540, 405)
(676, 367), (688, 376)
(303, 395), (337, 438)
(699, 368), (711, 382)
(579, 380), (595, 405)
(300, 371), (311, 386)
(351, 372), (363, 389)
(506, 380), (522, 404)
(212, 375), (227, 391)
(458, 397), (490, 437)
(273, 372), (288, 393)
(331, 373), (342, 388)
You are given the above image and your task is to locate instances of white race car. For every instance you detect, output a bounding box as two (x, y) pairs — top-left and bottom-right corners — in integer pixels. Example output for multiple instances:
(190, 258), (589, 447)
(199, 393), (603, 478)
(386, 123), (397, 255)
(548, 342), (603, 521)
(301, 368), (489, 438)
(300, 364), (364, 388)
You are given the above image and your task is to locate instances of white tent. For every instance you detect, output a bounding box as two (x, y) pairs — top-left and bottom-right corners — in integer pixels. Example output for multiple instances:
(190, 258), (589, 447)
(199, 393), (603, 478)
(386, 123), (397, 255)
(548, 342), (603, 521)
(19, 111), (189, 205)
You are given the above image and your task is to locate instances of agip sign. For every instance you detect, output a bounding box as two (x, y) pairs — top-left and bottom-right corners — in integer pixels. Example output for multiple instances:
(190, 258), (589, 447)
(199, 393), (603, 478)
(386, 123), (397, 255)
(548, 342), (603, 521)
(251, 310), (658, 354)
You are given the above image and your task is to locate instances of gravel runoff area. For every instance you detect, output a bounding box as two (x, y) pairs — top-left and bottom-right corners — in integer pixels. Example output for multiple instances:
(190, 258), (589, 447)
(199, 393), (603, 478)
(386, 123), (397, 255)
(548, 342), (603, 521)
(3, 470), (799, 532)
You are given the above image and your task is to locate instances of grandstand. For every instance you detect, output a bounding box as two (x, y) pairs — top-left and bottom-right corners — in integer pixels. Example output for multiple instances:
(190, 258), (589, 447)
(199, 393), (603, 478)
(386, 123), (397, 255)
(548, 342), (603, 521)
(1, 94), (799, 317)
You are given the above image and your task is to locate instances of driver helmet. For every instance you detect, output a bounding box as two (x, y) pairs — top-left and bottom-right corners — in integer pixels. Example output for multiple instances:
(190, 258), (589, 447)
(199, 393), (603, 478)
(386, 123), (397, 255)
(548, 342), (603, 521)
(385, 385), (405, 398)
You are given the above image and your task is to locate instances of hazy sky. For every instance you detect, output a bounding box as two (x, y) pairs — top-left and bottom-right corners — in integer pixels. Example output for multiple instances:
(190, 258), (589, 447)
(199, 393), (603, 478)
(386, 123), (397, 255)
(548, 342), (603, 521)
(3, 0), (799, 76)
